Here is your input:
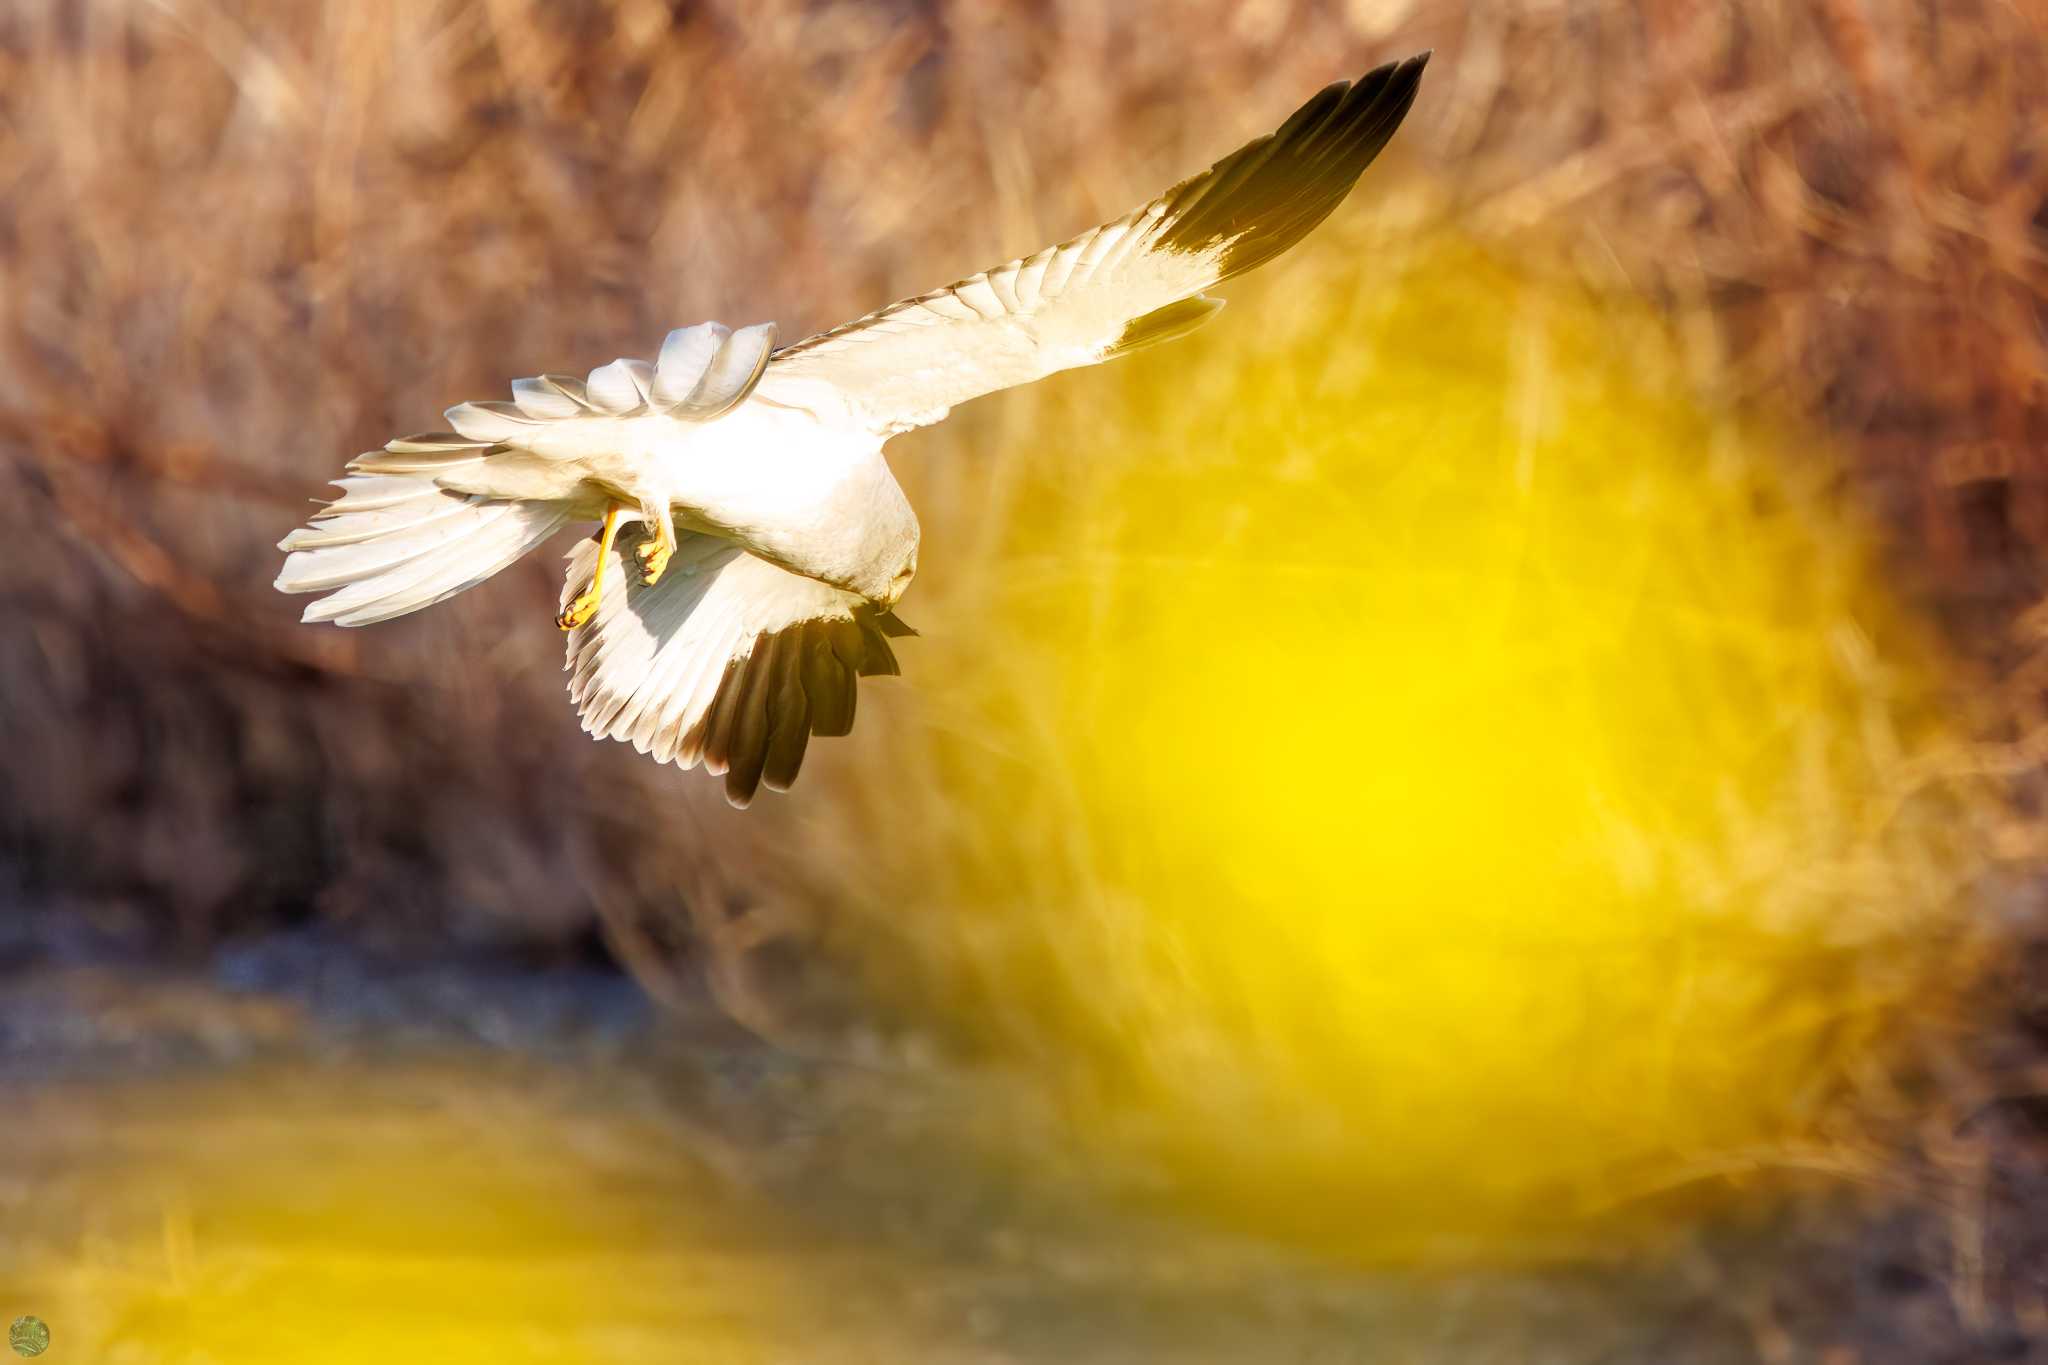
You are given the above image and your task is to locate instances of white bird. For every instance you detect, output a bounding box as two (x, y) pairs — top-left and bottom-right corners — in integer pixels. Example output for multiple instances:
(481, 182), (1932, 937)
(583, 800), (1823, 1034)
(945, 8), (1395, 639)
(277, 54), (1429, 806)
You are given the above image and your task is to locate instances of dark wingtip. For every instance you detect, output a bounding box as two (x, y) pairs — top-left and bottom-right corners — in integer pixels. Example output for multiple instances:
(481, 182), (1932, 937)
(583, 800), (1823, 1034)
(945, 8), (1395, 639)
(700, 610), (910, 806)
(874, 610), (919, 638)
(1156, 50), (1430, 279)
(1372, 50), (1431, 110)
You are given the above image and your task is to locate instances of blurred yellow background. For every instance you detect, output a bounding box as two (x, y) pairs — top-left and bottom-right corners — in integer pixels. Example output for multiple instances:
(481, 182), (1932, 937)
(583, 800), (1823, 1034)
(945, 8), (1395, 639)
(809, 239), (1994, 1253)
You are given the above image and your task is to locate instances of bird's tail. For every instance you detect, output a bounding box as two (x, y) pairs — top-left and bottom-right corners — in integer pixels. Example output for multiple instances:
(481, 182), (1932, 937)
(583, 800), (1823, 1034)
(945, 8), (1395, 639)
(274, 461), (569, 627)
(275, 321), (787, 628)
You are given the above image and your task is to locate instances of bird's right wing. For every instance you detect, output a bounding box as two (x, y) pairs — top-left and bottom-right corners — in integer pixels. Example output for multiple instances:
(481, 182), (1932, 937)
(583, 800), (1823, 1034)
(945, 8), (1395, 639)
(562, 532), (908, 807)
(761, 53), (1428, 434)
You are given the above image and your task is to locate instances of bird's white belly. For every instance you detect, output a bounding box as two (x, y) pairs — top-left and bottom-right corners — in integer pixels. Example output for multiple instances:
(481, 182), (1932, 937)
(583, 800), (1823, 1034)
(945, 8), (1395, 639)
(508, 397), (916, 599)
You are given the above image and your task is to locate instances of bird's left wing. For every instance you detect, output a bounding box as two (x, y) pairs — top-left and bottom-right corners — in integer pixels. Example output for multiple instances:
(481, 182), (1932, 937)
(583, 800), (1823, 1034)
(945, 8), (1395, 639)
(562, 533), (907, 807)
(761, 52), (1428, 434)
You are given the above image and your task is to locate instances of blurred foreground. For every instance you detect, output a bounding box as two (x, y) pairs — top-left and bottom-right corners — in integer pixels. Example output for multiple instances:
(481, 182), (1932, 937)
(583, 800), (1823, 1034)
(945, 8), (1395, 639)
(4, 929), (2041, 1364)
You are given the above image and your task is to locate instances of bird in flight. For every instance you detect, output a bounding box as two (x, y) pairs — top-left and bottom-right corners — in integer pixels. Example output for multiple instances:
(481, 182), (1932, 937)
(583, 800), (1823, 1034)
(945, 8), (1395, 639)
(277, 53), (1429, 807)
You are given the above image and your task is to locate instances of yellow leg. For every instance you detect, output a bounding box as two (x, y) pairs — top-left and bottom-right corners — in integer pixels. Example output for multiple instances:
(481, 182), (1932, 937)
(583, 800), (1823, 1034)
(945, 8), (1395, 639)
(557, 504), (626, 631)
(634, 516), (675, 586)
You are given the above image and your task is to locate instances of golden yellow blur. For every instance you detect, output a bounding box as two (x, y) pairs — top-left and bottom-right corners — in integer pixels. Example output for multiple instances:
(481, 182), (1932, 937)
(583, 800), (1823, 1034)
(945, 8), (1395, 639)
(826, 238), (1994, 1256)
(3, 1061), (849, 1365)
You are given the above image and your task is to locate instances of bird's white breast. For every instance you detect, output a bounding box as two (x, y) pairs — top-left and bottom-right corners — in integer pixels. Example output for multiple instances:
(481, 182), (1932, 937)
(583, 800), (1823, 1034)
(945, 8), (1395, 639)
(514, 393), (917, 600)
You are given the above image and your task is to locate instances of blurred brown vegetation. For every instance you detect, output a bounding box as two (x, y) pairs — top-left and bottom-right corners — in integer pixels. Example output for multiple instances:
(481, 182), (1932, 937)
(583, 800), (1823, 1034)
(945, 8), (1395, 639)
(3, 0), (2046, 994)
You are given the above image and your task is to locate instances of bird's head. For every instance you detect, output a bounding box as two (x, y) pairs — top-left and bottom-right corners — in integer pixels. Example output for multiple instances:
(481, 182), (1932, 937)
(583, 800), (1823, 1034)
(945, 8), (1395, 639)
(851, 474), (921, 607)
(884, 545), (918, 606)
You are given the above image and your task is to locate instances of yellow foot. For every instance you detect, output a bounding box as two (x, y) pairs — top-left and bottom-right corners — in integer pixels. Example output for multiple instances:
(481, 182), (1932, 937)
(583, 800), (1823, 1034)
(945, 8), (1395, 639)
(557, 591), (599, 631)
(636, 535), (673, 587)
